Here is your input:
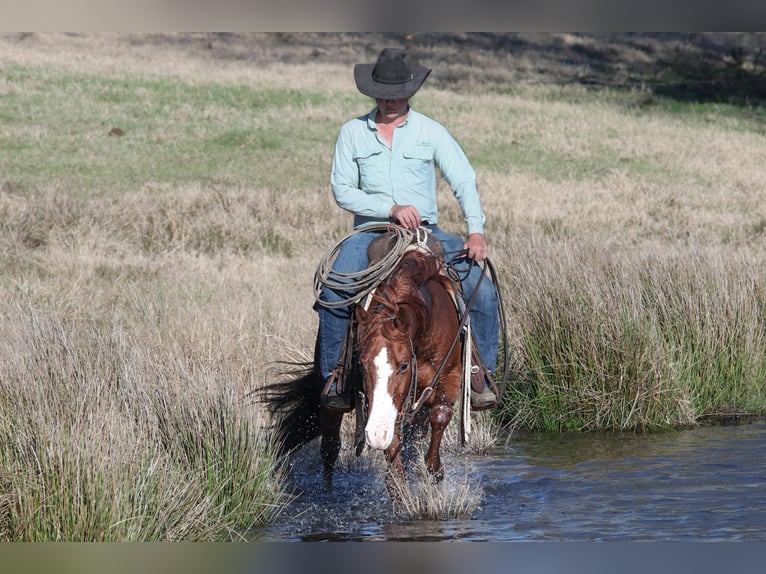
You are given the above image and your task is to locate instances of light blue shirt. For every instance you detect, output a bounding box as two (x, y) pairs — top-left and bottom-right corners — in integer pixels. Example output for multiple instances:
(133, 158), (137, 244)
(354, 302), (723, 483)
(330, 108), (486, 235)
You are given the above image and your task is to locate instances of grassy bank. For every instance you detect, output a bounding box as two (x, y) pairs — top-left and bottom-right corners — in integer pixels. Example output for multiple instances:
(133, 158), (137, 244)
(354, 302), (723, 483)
(498, 238), (766, 431)
(0, 304), (289, 540)
(1, 33), (766, 537)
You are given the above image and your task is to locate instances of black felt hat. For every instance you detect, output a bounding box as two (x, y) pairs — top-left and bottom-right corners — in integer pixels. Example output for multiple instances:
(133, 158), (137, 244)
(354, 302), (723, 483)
(354, 48), (431, 100)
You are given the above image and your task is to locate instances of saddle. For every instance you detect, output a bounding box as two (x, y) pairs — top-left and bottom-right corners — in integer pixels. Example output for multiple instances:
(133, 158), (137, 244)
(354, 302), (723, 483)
(366, 228), (444, 265)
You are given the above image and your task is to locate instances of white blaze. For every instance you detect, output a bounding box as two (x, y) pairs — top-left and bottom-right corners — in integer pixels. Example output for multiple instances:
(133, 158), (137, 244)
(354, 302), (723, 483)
(365, 347), (399, 450)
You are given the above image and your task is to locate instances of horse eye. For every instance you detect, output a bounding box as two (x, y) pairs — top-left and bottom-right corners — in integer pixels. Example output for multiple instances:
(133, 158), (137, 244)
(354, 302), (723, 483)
(398, 362), (409, 373)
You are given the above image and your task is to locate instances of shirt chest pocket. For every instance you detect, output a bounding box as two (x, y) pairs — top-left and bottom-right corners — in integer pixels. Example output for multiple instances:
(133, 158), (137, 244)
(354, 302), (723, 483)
(353, 148), (384, 185)
(402, 143), (435, 181)
(402, 143), (434, 163)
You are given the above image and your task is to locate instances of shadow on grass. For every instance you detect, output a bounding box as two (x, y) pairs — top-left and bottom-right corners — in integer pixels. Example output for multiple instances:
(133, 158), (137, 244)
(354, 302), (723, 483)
(411, 32), (766, 107)
(43, 32), (766, 107)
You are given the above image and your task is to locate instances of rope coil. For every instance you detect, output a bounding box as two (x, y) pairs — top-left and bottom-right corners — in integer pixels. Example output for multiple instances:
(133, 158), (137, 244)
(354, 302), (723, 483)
(313, 224), (427, 309)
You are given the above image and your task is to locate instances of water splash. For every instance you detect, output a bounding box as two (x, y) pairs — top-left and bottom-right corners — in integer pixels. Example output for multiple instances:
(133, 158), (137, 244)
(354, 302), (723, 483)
(251, 435), (486, 541)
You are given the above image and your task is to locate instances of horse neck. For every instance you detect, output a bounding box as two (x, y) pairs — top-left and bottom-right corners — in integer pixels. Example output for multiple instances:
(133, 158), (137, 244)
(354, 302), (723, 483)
(359, 253), (446, 345)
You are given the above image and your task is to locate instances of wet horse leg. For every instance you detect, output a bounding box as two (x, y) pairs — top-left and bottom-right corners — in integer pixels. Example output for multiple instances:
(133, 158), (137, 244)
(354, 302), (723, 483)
(425, 403), (453, 482)
(319, 409), (344, 491)
(399, 409), (429, 470)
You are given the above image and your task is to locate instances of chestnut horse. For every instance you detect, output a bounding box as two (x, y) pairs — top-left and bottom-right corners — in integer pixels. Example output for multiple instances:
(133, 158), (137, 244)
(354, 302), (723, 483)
(356, 249), (462, 484)
(261, 248), (464, 492)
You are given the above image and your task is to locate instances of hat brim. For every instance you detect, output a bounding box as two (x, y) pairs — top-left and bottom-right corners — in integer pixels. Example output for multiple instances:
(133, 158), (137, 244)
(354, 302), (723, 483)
(354, 63), (431, 100)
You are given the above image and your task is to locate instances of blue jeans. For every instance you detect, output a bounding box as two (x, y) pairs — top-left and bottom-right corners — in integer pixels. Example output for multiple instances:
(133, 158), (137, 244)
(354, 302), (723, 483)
(314, 226), (500, 381)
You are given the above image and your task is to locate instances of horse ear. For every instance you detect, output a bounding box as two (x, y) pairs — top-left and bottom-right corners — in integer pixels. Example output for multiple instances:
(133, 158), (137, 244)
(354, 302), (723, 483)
(393, 305), (414, 334)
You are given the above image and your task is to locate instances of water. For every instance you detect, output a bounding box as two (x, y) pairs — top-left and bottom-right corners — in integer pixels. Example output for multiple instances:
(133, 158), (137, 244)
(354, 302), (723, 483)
(251, 418), (766, 541)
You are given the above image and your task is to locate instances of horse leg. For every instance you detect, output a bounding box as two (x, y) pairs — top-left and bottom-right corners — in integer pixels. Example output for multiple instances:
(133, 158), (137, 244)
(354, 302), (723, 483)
(319, 409), (344, 491)
(399, 409), (429, 471)
(407, 408), (430, 442)
(425, 403), (453, 482)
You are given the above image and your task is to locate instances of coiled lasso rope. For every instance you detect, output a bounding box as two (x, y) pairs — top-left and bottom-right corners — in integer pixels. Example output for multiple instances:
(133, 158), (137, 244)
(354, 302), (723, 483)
(313, 224), (430, 309)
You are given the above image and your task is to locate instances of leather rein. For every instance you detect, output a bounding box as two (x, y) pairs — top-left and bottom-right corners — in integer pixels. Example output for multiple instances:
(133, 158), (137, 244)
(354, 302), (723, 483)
(401, 247), (485, 422)
(383, 244), (509, 424)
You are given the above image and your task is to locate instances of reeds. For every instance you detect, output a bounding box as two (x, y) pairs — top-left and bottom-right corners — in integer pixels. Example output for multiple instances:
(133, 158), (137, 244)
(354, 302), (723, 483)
(499, 237), (766, 431)
(385, 464), (484, 521)
(384, 413), (498, 519)
(0, 305), (289, 541)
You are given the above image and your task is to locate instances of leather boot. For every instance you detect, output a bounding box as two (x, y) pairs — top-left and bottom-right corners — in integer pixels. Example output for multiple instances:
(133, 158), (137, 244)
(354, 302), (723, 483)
(470, 366), (498, 411)
(321, 369), (354, 412)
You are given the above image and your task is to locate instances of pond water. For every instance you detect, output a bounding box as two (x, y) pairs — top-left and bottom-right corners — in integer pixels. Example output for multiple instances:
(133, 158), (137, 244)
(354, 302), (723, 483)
(251, 418), (766, 542)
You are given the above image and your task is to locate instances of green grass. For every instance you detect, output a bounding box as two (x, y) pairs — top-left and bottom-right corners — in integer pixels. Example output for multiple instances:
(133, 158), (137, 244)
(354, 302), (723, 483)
(0, 63), (333, 193)
(492, 82), (766, 136)
(471, 136), (680, 184)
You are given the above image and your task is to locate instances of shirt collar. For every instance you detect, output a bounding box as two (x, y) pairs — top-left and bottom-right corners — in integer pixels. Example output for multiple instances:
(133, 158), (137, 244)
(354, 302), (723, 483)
(366, 107), (411, 130)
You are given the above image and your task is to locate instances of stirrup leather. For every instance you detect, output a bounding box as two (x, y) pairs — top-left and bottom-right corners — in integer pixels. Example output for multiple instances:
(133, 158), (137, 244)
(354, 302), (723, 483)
(320, 309), (357, 413)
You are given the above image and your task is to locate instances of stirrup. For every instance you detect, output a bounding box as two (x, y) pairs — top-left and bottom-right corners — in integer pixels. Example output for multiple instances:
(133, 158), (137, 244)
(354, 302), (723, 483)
(321, 369), (354, 413)
(470, 368), (498, 411)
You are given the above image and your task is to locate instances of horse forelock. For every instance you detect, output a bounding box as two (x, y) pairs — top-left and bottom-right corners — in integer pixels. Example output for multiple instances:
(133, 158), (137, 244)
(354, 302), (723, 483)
(358, 254), (433, 343)
(357, 251), (459, 356)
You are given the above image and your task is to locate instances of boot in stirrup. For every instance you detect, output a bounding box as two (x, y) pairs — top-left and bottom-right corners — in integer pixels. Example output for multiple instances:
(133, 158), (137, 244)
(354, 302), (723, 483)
(469, 348), (498, 411)
(321, 369), (353, 412)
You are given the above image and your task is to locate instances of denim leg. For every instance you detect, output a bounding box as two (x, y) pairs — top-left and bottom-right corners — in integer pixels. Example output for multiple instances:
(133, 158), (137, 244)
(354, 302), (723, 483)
(314, 231), (380, 380)
(429, 227), (500, 373)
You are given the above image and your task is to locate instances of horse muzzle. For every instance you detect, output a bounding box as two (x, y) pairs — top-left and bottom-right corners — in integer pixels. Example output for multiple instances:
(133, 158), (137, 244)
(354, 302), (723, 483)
(365, 407), (398, 450)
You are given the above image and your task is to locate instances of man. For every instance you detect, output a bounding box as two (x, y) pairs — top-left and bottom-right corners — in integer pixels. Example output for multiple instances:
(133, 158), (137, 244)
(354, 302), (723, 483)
(316, 47), (499, 411)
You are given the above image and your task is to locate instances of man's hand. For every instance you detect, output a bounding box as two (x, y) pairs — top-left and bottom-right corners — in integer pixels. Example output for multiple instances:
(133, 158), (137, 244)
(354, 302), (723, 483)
(389, 204), (422, 229)
(464, 233), (488, 261)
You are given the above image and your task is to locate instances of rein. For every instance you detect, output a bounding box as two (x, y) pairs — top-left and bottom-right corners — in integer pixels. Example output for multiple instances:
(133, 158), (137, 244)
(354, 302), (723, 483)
(400, 339), (419, 415)
(404, 248), (485, 421)
(403, 250), (510, 421)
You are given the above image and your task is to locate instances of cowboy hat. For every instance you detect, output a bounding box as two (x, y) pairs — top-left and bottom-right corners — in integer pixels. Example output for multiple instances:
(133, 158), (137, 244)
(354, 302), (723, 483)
(354, 48), (431, 100)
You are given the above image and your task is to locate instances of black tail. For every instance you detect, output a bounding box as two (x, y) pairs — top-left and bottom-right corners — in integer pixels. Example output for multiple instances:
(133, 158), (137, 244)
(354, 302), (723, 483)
(260, 362), (325, 456)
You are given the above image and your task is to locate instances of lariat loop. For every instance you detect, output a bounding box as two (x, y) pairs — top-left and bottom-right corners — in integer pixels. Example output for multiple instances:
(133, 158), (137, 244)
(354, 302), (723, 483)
(314, 224), (437, 309)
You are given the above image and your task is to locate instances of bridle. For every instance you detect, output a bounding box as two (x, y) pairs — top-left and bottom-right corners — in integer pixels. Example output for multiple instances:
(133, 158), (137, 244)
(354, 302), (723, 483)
(400, 339), (419, 416)
(401, 247), (487, 422)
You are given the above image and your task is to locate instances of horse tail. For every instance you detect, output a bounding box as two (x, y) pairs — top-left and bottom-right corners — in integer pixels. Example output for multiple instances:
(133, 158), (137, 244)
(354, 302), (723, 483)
(260, 362), (325, 456)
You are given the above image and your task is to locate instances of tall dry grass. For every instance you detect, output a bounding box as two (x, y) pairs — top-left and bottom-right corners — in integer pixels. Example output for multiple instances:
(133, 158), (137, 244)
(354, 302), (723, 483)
(498, 237), (766, 431)
(1, 33), (766, 535)
(0, 298), (290, 540)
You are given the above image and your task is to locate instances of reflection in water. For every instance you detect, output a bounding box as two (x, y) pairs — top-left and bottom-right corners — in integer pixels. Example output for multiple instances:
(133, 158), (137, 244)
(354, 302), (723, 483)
(251, 419), (766, 541)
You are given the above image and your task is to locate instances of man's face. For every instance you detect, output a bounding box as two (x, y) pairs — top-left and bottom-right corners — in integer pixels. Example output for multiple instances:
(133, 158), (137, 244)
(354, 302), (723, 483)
(375, 98), (409, 120)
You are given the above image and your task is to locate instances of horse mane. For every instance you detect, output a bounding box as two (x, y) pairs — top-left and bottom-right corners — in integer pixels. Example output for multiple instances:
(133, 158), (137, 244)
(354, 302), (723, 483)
(357, 250), (454, 345)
